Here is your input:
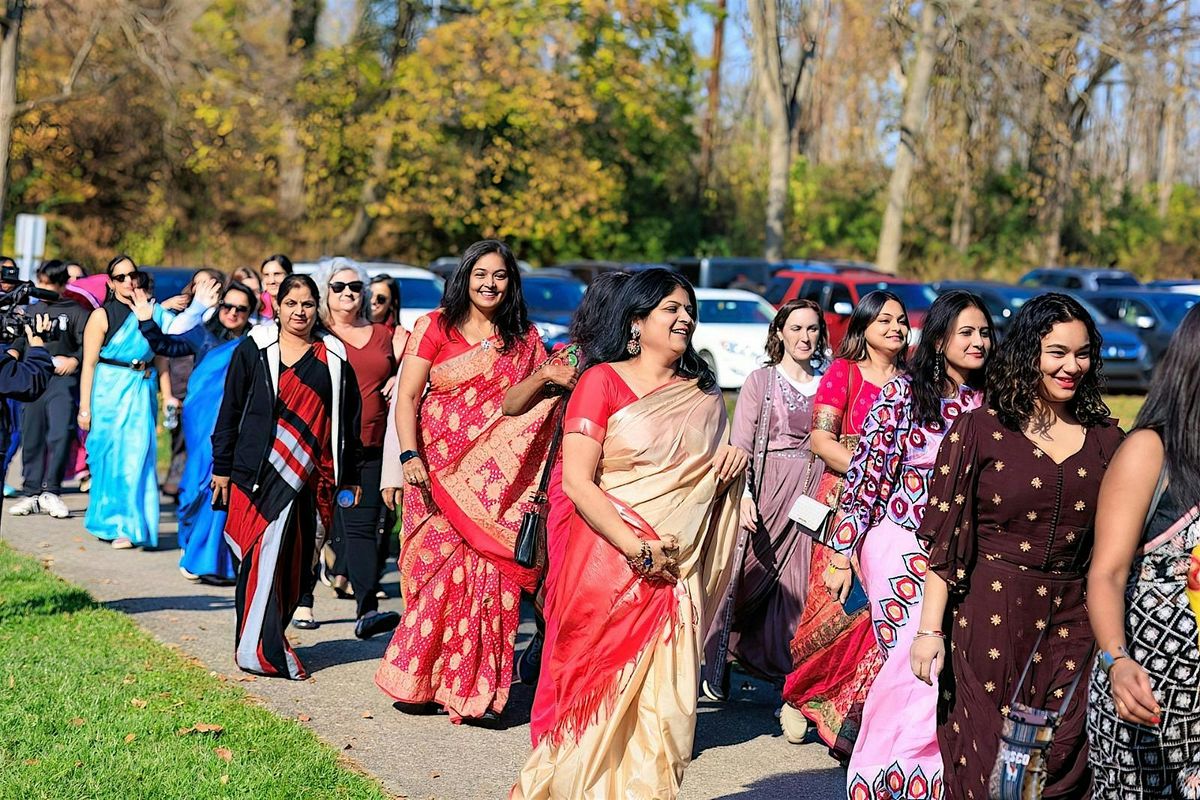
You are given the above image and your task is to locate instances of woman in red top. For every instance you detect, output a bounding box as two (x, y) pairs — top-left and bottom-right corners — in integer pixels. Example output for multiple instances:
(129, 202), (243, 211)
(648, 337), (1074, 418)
(299, 257), (405, 639)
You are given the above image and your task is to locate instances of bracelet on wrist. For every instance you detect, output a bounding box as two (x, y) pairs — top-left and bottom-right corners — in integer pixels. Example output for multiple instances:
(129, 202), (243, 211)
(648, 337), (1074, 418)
(915, 629), (945, 640)
(626, 541), (652, 575)
(77, 410), (91, 418)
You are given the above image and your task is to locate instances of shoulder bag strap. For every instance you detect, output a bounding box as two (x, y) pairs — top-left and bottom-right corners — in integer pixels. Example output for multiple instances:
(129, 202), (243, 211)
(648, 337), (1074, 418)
(531, 404), (565, 507)
(1143, 463), (1170, 533)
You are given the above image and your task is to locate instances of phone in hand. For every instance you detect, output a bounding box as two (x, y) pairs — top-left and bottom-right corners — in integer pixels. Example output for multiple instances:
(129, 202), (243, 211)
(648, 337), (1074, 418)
(842, 575), (869, 615)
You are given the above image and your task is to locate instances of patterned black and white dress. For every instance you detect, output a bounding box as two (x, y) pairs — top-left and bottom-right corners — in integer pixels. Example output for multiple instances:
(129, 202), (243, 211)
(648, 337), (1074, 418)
(1088, 483), (1200, 798)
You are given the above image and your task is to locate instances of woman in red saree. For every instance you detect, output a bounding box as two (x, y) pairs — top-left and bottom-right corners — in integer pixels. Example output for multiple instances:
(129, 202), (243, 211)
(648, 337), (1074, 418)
(374, 240), (560, 726)
(781, 290), (909, 759)
(512, 269), (747, 800)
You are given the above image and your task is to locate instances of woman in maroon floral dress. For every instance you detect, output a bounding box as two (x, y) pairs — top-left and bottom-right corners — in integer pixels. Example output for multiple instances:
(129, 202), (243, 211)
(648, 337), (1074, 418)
(910, 294), (1123, 800)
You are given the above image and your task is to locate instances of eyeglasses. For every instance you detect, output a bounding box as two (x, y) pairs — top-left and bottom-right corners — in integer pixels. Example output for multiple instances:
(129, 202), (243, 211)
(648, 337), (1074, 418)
(220, 302), (251, 314)
(111, 272), (140, 283)
(329, 281), (364, 294)
(371, 294), (389, 306)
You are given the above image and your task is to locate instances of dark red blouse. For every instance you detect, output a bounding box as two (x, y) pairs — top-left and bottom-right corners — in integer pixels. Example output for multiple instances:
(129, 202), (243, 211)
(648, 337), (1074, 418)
(344, 323), (396, 448)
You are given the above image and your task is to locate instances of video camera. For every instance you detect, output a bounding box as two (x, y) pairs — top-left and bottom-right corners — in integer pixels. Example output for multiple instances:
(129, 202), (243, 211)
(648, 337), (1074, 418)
(0, 264), (68, 344)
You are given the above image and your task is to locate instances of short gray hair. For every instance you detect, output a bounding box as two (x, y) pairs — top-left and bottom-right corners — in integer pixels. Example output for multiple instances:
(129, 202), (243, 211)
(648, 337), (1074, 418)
(314, 257), (371, 324)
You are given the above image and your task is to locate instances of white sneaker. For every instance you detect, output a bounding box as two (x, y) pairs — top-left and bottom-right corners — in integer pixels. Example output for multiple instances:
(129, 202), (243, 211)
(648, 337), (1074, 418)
(39, 492), (70, 519)
(8, 495), (40, 516)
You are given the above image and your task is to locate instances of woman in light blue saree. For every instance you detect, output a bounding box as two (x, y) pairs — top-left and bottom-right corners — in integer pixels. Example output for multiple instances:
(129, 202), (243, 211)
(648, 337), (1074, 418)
(78, 255), (173, 550)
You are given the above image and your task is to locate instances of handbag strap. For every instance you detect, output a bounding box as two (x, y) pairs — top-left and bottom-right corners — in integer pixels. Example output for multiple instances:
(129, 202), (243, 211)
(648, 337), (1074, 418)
(1007, 626), (1092, 718)
(1144, 463), (1170, 532)
(531, 405), (565, 505)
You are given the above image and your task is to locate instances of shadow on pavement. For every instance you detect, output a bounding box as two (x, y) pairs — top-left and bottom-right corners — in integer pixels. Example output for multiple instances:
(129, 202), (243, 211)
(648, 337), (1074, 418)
(106, 594), (235, 614)
(298, 637), (390, 673)
(712, 769), (846, 799)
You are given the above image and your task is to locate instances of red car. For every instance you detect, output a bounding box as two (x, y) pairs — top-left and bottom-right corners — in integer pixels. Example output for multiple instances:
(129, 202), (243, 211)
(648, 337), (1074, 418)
(764, 270), (935, 349)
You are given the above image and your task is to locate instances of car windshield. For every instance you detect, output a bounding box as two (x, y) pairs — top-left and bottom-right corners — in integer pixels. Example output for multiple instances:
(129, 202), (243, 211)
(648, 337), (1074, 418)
(396, 276), (444, 309)
(697, 298), (775, 324)
(1070, 296), (1112, 324)
(1150, 293), (1199, 325)
(855, 282), (937, 310)
(524, 279), (586, 312)
(1095, 275), (1139, 288)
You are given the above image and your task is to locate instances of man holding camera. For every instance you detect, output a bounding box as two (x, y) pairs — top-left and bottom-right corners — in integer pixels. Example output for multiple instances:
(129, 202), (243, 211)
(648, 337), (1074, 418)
(0, 313), (54, 488)
(7, 261), (88, 518)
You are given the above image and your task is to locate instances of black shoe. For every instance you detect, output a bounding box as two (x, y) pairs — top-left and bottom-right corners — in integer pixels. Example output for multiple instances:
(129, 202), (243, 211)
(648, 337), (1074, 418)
(392, 700), (443, 715)
(355, 610), (400, 640)
(462, 709), (502, 729)
(516, 631), (544, 685)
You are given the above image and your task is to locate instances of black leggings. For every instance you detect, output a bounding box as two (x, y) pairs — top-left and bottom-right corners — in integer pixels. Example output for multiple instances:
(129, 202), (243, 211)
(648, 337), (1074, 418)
(332, 451), (385, 619)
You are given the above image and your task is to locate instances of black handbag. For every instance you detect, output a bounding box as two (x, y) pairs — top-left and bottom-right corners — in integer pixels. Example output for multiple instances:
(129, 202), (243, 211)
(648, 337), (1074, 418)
(515, 409), (565, 569)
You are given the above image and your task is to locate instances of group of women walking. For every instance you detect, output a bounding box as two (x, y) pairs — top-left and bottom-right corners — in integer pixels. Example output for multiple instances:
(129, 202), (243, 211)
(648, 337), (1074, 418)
(71, 236), (1200, 798)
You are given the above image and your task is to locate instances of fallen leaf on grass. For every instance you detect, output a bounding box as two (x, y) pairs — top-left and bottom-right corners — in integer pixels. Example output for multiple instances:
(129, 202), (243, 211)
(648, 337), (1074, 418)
(297, 714), (311, 722)
(23, 759), (38, 766)
(220, 775), (229, 785)
(122, 676), (136, 685)
(131, 698), (147, 709)
(360, 711), (373, 719)
(214, 747), (233, 762)
(177, 723), (224, 736)
(7, 674), (12, 688)
(69, 718), (86, 727)
(124, 733), (137, 744)
(73, 761), (82, 768)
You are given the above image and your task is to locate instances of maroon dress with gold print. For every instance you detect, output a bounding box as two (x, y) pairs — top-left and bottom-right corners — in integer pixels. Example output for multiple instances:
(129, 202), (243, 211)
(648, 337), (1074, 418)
(918, 405), (1122, 800)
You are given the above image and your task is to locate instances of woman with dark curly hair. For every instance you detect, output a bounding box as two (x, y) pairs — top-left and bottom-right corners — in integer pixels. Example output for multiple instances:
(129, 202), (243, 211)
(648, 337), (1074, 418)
(910, 293), (1123, 799)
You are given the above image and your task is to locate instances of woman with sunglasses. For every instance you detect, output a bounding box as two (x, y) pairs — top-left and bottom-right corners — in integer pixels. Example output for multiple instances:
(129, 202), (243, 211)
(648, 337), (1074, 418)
(78, 255), (175, 550)
(131, 281), (259, 582)
(368, 275), (401, 329)
(292, 258), (405, 637)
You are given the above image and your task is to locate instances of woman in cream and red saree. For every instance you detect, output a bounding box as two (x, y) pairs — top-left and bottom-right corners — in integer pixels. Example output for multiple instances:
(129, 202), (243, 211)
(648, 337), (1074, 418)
(374, 241), (560, 726)
(512, 269), (747, 800)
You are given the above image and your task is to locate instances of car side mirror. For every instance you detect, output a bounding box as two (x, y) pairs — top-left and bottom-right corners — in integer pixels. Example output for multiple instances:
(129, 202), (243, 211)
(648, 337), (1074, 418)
(1134, 315), (1156, 330)
(832, 301), (853, 316)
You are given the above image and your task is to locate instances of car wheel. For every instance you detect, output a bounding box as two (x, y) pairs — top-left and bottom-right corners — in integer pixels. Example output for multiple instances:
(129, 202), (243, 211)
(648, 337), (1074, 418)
(700, 351), (719, 384)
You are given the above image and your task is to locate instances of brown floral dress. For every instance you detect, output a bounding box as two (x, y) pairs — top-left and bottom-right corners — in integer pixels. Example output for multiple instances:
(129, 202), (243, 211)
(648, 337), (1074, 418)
(919, 405), (1123, 800)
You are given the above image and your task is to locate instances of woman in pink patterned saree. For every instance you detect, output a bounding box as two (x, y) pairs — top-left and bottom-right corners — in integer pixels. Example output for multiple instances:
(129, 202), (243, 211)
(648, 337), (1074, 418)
(512, 269), (747, 800)
(374, 241), (564, 726)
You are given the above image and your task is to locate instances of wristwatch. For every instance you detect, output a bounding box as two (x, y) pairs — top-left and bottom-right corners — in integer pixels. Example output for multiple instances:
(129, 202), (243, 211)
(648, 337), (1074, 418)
(1098, 646), (1130, 676)
(399, 449), (421, 464)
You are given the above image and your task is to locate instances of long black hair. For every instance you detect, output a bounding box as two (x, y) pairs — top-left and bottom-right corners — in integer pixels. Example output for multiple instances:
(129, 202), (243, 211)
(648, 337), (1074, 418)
(834, 290), (909, 369)
(765, 298), (828, 368)
(1134, 304), (1200, 512)
(987, 292), (1109, 430)
(586, 268), (716, 392)
(440, 240), (530, 352)
(370, 274), (402, 327)
(909, 290), (994, 429)
(570, 271), (631, 362)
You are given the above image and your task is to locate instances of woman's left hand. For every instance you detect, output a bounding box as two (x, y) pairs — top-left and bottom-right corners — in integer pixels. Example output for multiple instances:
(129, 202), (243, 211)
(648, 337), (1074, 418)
(711, 444), (749, 484)
(382, 375), (397, 401)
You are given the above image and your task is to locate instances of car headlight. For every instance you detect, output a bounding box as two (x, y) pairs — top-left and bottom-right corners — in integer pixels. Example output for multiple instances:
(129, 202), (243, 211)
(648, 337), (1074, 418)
(1105, 343), (1143, 360)
(535, 322), (569, 340)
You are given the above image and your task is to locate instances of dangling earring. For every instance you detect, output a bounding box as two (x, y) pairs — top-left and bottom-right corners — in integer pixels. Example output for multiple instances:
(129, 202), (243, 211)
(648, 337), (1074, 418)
(626, 325), (642, 356)
(934, 352), (944, 387)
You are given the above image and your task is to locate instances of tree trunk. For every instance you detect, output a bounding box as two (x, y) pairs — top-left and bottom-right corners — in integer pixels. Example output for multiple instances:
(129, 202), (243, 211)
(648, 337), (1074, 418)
(0, 0), (25, 236)
(335, 121), (391, 254)
(747, 0), (789, 262)
(277, 107), (306, 222)
(698, 0), (726, 194)
(764, 118), (790, 261)
(875, 0), (939, 275)
(1158, 49), (1184, 218)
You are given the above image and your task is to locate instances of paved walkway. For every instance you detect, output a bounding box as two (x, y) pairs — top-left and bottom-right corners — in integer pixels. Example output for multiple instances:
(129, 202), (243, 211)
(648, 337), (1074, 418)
(0, 487), (843, 799)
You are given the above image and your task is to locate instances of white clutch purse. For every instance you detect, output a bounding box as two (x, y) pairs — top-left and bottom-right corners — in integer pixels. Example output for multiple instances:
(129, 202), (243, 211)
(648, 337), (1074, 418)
(787, 492), (833, 532)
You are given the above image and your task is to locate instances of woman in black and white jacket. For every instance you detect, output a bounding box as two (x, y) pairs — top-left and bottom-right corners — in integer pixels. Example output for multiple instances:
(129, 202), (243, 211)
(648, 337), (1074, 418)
(211, 273), (362, 680)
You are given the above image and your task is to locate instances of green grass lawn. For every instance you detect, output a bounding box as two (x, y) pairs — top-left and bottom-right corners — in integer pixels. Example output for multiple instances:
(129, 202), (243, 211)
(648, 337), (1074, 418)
(0, 541), (390, 800)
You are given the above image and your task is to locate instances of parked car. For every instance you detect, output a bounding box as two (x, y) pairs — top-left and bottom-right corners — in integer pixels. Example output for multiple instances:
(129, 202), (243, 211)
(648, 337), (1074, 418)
(551, 260), (669, 284)
(1083, 289), (1199, 363)
(523, 275), (587, 349)
(668, 257), (791, 295)
(692, 288), (774, 389)
(765, 269), (933, 349)
(139, 266), (197, 303)
(1147, 279), (1200, 295)
(428, 255), (533, 280)
(295, 260), (444, 330)
(1018, 267), (1140, 292)
(934, 280), (1152, 391)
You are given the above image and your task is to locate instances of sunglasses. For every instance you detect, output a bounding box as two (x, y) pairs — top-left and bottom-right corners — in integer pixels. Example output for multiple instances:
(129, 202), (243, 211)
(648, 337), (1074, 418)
(371, 294), (390, 306)
(220, 302), (251, 314)
(111, 271), (142, 284)
(329, 281), (364, 294)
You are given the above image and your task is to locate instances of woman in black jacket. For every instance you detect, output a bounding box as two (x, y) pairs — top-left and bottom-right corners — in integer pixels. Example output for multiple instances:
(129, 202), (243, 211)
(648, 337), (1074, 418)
(211, 274), (362, 680)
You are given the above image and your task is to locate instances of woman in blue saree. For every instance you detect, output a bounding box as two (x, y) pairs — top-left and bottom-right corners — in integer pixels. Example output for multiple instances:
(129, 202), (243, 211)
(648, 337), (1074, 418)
(78, 255), (173, 550)
(134, 282), (258, 580)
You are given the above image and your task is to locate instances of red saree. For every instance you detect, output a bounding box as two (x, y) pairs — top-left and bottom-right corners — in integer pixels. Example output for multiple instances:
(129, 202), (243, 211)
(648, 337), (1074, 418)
(782, 358), (885, 758)
(374, 312), (558, 721)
